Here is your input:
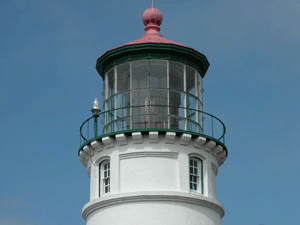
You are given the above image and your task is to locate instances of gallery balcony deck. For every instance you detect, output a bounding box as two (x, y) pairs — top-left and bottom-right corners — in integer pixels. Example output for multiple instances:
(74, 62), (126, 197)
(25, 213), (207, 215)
(78, 105), (227, 155)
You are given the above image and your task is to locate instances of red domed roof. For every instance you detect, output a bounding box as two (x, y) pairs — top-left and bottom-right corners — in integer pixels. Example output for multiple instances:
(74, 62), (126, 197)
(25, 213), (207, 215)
(96, 6), (210, 77)
(100, 6), (192, 55)
(125, 6), (187, 47)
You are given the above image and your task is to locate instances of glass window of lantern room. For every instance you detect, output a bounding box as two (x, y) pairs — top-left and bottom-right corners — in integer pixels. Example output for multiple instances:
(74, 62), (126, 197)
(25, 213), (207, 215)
(131, 60), (150, 128)
(186, 66), (197, 132)
(169, 61), (184, 92)
(189, 158), (203, 194)
(148, 60), (168, 128)
(169, 61), (184, 129)
(186, 65), (196, 96)
(149, 59), (167, 89)
(107, 69), (114, 98)
(197, 72), (203, 104)
(116, 63), (130, 130)
(197, 72), (203, 132)
(132, 60), (149, 90)
(104, 69), (115, 133)
(117, 63), (130, 92)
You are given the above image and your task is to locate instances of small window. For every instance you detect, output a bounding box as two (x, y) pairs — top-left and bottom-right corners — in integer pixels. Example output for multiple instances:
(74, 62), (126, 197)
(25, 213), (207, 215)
(99, 160), (110, 196)
(189, 158), (203, 193)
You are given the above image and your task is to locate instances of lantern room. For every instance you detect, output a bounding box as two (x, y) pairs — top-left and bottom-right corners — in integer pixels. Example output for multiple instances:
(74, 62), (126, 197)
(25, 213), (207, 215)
(95, 7), (211, 136)
(102, 59), (204, 133)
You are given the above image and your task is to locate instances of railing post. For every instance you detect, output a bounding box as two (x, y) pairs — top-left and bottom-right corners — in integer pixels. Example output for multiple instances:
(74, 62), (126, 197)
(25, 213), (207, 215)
(94, 115), (98, 138)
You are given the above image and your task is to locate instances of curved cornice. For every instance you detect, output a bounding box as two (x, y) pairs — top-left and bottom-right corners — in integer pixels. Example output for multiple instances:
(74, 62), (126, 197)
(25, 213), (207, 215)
(82, 191), (225, 219)
(96, 43), (210, 78)
(79, 131), (227, 168)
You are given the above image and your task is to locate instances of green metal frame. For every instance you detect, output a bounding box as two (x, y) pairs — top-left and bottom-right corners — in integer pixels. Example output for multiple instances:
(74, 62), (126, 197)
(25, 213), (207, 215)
(96, 43), (210, 78)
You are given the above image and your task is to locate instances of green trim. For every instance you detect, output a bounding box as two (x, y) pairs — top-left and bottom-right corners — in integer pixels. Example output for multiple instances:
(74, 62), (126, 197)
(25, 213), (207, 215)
(78, 128), (228, 157)
(96, 43), (210, 78)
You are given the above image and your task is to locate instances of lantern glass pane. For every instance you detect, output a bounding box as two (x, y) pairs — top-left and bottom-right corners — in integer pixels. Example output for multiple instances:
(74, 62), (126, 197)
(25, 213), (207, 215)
(186, 65), (196, 96)
(117, 63), (130, 92)
(107, 69), (114, 97)
(132, 60), (149, 89)
(149, 59), (167, 88)
(169, 61), (184, 92)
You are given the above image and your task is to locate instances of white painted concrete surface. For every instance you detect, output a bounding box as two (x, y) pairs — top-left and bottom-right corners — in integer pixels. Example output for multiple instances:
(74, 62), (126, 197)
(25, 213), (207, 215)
(79, 132), (227, 225)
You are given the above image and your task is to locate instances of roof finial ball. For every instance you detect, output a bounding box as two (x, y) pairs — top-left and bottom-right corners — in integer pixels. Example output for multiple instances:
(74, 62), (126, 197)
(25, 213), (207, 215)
(142, 4), (163, 32)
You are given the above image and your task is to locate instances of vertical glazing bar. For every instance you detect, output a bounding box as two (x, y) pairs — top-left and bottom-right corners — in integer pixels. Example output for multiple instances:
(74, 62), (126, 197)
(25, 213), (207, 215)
(167, 60), (170, 129)
(130, 62), (133, 129)
(199, 73), (203, 108)
(183, 64), (187, 130)
(105, 73), (108, 101)
(114, 66), (117, 132)
(104, 73), (108, 134)
(198, 73), (203, 133)
(195, 70), (199, 132)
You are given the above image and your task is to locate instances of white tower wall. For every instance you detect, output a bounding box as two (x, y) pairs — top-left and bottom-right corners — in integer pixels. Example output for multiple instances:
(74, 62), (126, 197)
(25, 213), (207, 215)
(79, 132), (227, 225)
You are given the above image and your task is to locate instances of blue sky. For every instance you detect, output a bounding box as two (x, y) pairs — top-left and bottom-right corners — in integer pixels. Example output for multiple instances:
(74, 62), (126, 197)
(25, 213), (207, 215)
(1, 0), (299, 224)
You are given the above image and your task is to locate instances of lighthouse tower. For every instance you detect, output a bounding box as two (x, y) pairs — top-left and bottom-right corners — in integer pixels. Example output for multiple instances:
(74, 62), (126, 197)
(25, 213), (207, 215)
(78, 6), (228, 225)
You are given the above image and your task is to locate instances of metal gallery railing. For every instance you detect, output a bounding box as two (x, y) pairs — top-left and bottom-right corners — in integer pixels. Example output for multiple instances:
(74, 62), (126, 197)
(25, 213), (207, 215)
(79, 105), (226, 147)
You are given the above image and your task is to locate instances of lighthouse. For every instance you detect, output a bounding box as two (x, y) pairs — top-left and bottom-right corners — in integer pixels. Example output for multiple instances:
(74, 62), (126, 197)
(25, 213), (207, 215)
(78, 5), (228, 225)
